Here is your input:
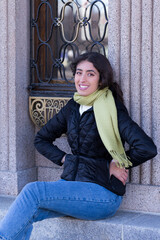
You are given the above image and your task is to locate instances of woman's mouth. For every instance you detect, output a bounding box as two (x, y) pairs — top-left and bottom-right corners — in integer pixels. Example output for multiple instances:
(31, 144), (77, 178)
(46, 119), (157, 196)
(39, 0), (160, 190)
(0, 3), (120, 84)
(79, 85), (89, 90)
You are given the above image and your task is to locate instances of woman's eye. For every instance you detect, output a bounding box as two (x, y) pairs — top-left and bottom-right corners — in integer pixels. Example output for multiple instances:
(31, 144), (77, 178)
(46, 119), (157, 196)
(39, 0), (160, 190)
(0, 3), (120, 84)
(88, 73), (94, 77)
(76, 71), (81, 75)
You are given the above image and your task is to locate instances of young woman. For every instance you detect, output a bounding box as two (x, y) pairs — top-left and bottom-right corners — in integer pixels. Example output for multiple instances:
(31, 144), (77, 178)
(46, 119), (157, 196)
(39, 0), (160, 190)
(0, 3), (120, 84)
(0, 52), (157, 239)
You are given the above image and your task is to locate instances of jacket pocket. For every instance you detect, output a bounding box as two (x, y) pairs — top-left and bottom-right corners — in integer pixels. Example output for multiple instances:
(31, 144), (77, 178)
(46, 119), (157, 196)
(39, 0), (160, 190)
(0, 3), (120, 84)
(61, 154), (77, 181)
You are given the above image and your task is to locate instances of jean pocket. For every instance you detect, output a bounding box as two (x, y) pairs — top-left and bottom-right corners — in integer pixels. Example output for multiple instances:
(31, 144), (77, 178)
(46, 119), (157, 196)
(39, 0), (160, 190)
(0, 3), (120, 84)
(61, 154), (77, 181)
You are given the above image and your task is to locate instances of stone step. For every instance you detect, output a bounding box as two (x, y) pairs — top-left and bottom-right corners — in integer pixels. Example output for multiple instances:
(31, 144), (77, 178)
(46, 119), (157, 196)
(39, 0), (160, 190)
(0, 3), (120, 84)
(0, 195), (160, 240)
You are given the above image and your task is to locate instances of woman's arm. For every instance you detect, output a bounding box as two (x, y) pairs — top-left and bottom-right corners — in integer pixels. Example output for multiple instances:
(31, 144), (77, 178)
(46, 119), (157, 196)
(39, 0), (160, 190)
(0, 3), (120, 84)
(116, 100), (157, 168)
(34, 100), (73, 166)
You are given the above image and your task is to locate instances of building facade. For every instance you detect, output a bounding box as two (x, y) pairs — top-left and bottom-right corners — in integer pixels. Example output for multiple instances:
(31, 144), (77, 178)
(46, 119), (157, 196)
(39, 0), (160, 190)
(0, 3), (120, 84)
(0, 0), (160, 214)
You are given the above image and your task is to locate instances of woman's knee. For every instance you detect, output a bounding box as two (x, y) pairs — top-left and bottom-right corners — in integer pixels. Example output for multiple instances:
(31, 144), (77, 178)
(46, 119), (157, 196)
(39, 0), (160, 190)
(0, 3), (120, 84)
(22, 181), (37, 191)
(20, 181), (43, 199)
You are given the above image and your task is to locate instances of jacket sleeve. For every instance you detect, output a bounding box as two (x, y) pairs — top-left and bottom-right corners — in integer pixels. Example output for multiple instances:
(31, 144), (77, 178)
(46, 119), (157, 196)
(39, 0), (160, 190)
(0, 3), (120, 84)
(116, 100), (157, 168)
(34, 100), (73, 166)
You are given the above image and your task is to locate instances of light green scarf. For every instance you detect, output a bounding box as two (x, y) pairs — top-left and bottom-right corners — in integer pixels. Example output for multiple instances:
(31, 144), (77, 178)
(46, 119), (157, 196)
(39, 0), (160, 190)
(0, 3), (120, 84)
(74, 87), (132, 168)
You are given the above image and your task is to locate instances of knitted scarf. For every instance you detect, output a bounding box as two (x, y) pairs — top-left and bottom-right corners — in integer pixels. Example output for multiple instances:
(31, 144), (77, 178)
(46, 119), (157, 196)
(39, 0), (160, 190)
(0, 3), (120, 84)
(73, 87), (132, 168)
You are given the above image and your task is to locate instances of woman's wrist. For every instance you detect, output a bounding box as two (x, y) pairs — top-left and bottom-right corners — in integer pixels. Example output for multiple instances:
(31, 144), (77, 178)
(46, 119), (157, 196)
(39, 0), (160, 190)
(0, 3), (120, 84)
(109, 159), (119, 177)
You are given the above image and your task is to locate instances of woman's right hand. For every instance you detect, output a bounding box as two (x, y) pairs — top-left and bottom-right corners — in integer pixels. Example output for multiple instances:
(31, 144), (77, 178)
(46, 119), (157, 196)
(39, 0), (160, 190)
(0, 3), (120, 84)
(61, 155), (66, 164)
(109, 160), (129, 185)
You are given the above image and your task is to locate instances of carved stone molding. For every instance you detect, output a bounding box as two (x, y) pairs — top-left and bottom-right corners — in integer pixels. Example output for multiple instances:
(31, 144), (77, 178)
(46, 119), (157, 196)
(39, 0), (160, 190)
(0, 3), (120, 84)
(29, 96), (70, 128)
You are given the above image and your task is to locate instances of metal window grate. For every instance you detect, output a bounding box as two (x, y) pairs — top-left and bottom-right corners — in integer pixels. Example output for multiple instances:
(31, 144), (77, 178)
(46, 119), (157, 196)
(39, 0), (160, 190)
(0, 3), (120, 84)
(29, 0), (108, 97)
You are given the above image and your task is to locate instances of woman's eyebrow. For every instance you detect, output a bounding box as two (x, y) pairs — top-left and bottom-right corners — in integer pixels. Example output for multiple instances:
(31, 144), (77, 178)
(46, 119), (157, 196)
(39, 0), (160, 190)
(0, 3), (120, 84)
(86, 70), (96, 73)
(76, 68), (96, 73)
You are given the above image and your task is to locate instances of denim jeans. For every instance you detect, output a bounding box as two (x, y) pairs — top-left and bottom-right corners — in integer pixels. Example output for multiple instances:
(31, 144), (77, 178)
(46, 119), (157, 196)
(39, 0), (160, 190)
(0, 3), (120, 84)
(0, 180), (122, 240)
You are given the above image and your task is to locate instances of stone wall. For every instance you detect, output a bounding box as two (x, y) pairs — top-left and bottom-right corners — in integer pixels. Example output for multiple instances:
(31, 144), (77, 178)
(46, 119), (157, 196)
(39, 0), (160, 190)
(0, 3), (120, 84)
(108, 0), (160, 212)
(0, 0), (159, 213)
(0, 0), (36, 195)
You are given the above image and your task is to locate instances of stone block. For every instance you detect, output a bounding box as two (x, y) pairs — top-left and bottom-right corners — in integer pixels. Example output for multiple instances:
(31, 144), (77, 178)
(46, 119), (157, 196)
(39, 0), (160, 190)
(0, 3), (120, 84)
(120, 184), (160, 213)
(0, 168), (37, 195)
(0, 172), (18, 195)
(38, 167), (63, 182)
(17, 168), (37, 192)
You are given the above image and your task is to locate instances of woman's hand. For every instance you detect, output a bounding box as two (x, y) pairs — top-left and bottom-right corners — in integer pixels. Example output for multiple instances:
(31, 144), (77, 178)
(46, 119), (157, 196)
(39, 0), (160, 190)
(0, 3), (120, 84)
(109, 160), (129, 185)
(61, 155), (66, 164)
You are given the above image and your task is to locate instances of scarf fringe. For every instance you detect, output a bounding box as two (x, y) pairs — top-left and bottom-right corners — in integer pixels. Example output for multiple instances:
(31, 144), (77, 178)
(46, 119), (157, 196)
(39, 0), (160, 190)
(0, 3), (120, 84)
(110, 150), (132, 168)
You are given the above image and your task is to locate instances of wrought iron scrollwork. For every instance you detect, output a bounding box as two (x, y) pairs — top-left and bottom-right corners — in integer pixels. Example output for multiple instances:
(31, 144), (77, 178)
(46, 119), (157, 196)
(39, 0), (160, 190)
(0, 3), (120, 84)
(29, 96), (70, 127)
(57, 0), (82, 43)
(30, 0), (108, 93)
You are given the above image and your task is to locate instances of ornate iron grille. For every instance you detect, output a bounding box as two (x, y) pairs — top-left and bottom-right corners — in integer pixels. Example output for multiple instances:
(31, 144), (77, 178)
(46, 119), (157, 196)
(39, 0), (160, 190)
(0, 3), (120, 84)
(29, 0), (108, 127)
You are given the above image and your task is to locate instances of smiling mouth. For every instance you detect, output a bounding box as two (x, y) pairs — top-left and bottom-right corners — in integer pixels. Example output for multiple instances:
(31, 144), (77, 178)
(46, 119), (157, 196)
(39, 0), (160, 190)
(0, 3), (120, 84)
(79, 85), (89, 90)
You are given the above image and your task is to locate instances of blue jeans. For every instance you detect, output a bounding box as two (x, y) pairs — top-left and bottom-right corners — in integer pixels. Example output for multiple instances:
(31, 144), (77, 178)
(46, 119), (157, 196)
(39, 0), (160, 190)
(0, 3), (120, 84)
(0, 180), (122, 240)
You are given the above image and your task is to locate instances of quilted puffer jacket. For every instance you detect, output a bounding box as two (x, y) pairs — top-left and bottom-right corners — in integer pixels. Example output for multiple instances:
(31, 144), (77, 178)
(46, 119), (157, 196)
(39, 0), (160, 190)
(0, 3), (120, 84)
(34, 98), (157, 196)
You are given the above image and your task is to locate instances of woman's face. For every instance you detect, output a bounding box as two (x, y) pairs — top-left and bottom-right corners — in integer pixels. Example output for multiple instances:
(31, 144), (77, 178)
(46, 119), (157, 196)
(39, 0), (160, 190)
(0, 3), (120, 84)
(74, 60), (100, 96)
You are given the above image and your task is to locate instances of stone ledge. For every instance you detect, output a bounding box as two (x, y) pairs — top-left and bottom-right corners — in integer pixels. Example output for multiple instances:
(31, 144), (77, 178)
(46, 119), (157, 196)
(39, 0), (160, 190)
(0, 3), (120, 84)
(0, 196), (160, 240)
(31, 211), (160, 240)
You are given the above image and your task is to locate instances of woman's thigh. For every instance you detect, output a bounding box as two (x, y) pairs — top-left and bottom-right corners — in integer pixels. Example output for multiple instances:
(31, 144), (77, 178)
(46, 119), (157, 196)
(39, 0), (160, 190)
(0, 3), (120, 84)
(34, 180), (122, 220)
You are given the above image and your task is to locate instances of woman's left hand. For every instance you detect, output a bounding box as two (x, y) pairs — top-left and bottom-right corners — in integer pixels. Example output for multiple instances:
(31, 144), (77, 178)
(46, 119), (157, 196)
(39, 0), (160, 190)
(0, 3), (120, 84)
(109, 160), (129, 185)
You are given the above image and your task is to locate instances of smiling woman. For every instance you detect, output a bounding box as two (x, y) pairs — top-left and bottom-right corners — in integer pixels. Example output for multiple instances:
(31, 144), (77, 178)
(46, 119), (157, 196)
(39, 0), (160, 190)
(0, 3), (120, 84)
(0, 52), (157, 239)
(74, 61), (100, 96)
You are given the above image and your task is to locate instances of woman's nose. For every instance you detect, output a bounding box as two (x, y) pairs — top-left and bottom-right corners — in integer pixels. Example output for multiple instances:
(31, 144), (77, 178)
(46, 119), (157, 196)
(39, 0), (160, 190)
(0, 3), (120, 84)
(79, 74), (86, 82)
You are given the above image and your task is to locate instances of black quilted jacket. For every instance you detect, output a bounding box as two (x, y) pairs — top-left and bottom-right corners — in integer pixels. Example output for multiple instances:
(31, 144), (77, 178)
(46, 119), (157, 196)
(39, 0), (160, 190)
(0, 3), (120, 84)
(34, 98), (157, 196)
